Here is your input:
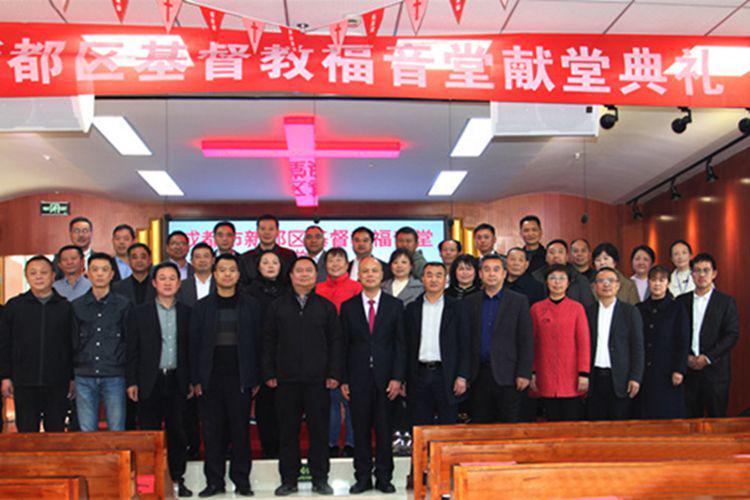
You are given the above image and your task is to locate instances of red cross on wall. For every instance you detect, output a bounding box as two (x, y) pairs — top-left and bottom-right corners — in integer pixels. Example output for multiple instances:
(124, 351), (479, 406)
(201, 116), (401, 208)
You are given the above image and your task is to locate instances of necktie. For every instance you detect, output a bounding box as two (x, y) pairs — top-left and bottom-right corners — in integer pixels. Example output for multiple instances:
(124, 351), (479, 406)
(368, 299), (376, 334)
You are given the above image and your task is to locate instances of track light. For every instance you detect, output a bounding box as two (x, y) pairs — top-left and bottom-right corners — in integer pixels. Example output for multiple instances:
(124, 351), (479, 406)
(705, 158), (718, 183)
(671, 107), (692, 134)
(670, 179), (681, 201)
(740, 108), (750, 135)
(631, 200), (643, 221)
(600, 105), (618, 130)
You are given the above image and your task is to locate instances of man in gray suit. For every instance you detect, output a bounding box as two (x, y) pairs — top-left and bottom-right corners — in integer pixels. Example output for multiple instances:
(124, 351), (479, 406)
(586, 267), (644, 420)
(304, 225), (327, 283)
(177, 243), (215, 307)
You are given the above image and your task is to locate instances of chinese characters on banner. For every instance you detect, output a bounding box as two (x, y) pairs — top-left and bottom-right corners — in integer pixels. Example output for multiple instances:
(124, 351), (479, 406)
(167, 218), (447, 262)
(0, 23), (748, 107)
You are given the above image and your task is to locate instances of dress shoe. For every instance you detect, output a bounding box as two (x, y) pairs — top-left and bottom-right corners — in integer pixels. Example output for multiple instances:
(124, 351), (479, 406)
(274, 484), (298, 496)
(349, 479), (373, 494)
(235, 485), (254, 497)
(198, 484), (225, 498)
(312, 481), (334, 495)
(342, 445), (355, 457)
(177, 481), (193, 497)
(376, 480), (396, 493)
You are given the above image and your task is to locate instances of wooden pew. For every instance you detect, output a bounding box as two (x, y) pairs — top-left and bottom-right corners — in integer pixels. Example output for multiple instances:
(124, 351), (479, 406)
(453, 460), (750, 500)
(430, 434), (750, 500)
(412, 417), (750, 499)
(0, 431), (172, 499)
(0, 450), (133, 499)
(0, 477), (88, 499)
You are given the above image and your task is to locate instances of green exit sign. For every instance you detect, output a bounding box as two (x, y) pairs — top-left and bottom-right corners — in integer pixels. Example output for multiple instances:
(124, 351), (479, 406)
(40, 201), (71, 216)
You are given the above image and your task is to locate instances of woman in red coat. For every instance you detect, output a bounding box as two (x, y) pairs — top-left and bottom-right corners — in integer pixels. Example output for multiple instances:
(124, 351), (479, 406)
(530, 264), (591, 421)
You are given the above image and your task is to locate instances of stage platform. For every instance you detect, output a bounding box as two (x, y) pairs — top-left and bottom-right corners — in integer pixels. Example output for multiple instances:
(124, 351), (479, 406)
(183, 456), (412, 499)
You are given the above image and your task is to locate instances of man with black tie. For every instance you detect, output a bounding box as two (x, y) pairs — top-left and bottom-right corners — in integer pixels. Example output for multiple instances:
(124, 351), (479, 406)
(263, 257), (343, 496)
(676, 253), (739, 418)
(467, 255), (533, 423)
(112, 243), (156, 306)
(405, 262), (470, 426)
(166, 231), (195, 281)
(127, 262), (192, 497)
(586, 267), (644, 420)
(178, 243), (215, 308)
(340, 257), (405, 495)
(242, 215), (297, 284)
(189, 253), (261, 497)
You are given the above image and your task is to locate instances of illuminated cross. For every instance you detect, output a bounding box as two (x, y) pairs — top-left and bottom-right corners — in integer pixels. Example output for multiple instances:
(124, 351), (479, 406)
(163, 0), (173, 22)
(201, 116), (401, 208)
(413, 0), (422, 20)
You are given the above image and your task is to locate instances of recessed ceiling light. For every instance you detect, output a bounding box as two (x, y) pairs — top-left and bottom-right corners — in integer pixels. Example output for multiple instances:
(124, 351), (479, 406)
(137, 170), (184, 196)
(740, 178), (750, 185)
(699, 196), (717, 203)
(658, 215), (676, 222)
(451, 118), (492, 157)
(93, 116), (152, 156)
(42, 154), (51, 161)
(428, 170), (468, 196)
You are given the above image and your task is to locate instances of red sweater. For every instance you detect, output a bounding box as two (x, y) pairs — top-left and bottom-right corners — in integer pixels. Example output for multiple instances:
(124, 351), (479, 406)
(315, 273), (362, 313)
(531, 297), (590, 398)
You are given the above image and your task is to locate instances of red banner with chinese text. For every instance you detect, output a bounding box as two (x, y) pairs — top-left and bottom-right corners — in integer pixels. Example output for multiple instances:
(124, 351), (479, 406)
(0, 22), (748, 107)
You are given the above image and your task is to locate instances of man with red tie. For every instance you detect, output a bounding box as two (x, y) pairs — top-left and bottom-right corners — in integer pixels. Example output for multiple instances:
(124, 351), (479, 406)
(340, 257), (406, 494)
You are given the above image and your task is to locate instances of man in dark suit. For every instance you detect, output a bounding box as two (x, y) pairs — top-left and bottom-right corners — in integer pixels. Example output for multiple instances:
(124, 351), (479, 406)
(504, 247), (546, 305)
(677, 253), (739, 418)
(586, 267), (645, 420)
(340, 257), (406, 494)
(348, 227), (392, 282)
(166, 231), (195, 281)
(126, 262), (192, 497)
(467, 255), (534, 423)
(178, 243), (216, 308)
(53, 216), (96, 280)
(532, 239), (595, 307)
(242, 214), (297, 284)
(189, 253), (262, 497)
(111, 224), (135, 282)
(304, 225), (328, 283)
(405, 262), (470, 426)
(112, 243), (156, 306)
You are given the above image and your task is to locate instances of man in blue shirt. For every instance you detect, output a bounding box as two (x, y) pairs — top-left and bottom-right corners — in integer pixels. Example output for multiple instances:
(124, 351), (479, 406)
(53, 245), (91, 302)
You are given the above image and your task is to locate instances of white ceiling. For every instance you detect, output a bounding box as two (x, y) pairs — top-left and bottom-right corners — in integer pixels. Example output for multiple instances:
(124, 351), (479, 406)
(0, 0), (748, 205)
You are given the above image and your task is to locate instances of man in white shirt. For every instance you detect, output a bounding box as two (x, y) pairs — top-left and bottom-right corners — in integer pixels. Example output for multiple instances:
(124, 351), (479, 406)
(177, 243), (215, 307)
(676, 253), (739, 418)
(348, 227), (390, 282)
(586, 267), (644, 420)
(53, 216), (95, 279)
(404, 262), (469, 426)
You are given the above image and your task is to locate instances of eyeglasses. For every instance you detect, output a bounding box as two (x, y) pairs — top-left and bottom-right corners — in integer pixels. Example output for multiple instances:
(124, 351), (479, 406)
(71, 228), (90, 235)
(595, 278), (619, 285)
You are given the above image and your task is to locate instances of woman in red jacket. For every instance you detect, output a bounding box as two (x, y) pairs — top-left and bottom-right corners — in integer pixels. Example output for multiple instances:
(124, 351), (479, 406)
(530, 264), (591, 421)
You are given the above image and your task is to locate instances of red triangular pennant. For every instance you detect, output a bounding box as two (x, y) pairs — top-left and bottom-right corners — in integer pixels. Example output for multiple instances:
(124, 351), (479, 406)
(242, 17), (266, 54)
(111, 0), (129, 23)
(329, 20), (348, 53)
(280, 26), (302, 54)
(362, 8), (385, 39)
(449, 0), (465, 23)
(155, 0), (183, 33)
(200, 6), (225, 34)
(405, 0), (429, 34)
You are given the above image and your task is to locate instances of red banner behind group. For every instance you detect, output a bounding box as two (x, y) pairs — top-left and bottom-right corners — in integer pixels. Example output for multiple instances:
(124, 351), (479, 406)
(0, 22), (749, 107)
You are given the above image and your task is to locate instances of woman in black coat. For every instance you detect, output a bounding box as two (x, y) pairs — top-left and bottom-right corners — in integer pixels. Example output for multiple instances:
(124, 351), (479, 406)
(246, 250), (288, 458)
(634, 265), (690, 419)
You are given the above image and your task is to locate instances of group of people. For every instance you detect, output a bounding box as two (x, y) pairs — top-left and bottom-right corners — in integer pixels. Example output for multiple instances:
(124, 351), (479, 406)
(0, 213), (740, 498)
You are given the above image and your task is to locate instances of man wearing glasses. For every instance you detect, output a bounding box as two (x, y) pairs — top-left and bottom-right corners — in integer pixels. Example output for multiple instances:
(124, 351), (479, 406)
(54, 217), (96, 279)
(166, 231), (194, 281)
(585, 267), (644, 420)
(676, 253), (739, 418)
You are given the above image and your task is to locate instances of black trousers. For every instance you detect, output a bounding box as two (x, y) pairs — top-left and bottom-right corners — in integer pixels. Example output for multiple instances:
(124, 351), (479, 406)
(137, 370), (188, 483)
(255, 384), (279, 458)
(183, 396), (201, 458)
(14, 384), (68, 433)
(470, 364), (522, 424)
(587, 368), (632, 420)
(543, 397), (583, 422)
(276, 382), (330, 486)
(125, 397), (138, 430)
(411, 364), (457, 426)
(199, 372), (252, 489)
(685, 370), (729, 418)
(350, 371), (395, 483)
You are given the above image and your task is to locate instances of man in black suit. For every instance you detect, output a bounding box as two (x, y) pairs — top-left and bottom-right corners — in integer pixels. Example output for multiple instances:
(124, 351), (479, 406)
(127, 262), (192, 497)
(405, 262), (470, 426)
(677, 253), (739, 418)
(166, 231), (195, 281)
(263, 257), (343, 496)
(340, 257), (405, 494)
(532, 239), (595, 307)
(112, 243), (156, 306)
(242, 214), (297, 284)
(504, 247), (546, 305)
(586, 267), (645, 420)
(519, 215), (546, 274)
(189, 253), (262, 498)
(304, 225), (328, 283)
(467, 255), (533, 423)
(348, 227), (391, 282)
(178, 243), (215, 308)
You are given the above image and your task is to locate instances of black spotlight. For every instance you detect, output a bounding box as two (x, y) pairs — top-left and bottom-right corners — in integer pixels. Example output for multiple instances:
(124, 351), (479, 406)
(740, 108), (750, 135)
(670, 179), (681, 201)
(706, 158), (718, 183)
(671, 107), (692, 134)
(632, 201), (643, 221)
(600, 105), (618, 130)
